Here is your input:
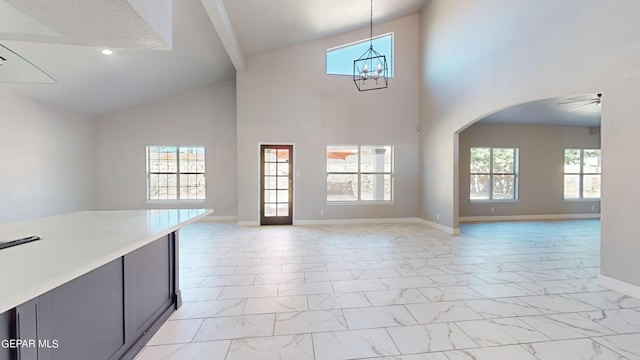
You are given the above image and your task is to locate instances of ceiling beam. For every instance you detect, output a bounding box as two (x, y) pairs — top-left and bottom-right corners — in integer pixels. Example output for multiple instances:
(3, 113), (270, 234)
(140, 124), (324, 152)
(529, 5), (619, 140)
(200, 0), (245, 72)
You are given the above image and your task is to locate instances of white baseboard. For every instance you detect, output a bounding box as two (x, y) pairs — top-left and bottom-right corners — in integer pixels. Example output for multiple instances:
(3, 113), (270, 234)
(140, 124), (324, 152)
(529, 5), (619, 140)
(459, 213), (600, 223)
(235, 218), (455, 234)
(415, 218), (460, 235)
(197, 215), (238, 222)
(599, 274), (640, 299)
(294, 217), (421, 226)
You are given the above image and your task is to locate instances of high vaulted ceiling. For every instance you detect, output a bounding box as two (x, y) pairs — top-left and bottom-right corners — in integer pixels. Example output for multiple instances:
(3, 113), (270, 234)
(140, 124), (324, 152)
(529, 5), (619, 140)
(0, 0), (605, 129)
(0, 0), (427, 115)
(223, 0), (427, 57)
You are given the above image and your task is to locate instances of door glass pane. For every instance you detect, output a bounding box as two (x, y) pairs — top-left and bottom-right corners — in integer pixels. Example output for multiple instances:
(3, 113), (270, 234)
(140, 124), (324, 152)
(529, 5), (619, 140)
(277, 177), (289, 190)
(470, 175), (490, 200)
(264, 149), (277, 162)
(583, 149), (601, 174)
(277, 190), (289, 203)
(264, 204), (276, 217)
(277, 149), (289, 162)
(492, 148), (514, 173)
(266, 177), (277, 190)
(264, 163), (276, 176)
(264, 190), (276, 203)
(327, 174), (358, 201)
(277, 204), (289, 216)
(277, 163), (289, 176)
(265, 176), (277, 189)
(492, 175), (515, 199)
(564, 175), (580, 198)
(470, 148), (490, 173)
(583, 174), (601, 198)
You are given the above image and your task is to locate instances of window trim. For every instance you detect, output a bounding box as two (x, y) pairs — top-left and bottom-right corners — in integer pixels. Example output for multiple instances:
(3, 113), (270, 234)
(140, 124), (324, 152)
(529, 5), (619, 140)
(563, 148), (601, 200)
(326, 144), (394, 204)
(146, 145), (206, 202)
(326, 32), (395, 77)
(469, 147), (519, 202)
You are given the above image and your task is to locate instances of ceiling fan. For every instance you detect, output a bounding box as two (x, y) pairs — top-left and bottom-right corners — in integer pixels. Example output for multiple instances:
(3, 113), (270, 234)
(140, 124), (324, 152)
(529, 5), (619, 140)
(558, 93), (602, 112)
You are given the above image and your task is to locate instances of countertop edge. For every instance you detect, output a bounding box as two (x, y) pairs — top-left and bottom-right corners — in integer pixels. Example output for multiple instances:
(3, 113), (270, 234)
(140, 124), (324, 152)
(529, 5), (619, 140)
(0, 209), (212, 314)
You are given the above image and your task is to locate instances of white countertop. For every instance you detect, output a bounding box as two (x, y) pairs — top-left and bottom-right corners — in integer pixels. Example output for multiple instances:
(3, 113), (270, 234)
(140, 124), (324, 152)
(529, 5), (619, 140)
(0, 209), (212, 314)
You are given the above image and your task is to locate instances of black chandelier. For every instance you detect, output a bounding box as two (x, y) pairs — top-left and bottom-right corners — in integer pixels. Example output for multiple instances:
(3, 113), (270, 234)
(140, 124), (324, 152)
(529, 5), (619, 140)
(353, 0), (388, 91)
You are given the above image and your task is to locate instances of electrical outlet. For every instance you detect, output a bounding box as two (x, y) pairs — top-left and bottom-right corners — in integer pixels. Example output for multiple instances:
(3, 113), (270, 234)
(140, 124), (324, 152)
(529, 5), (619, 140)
(591, 204), (595, 211)
(436, 213), (440, 220)
(320, 210), (324, 216)
(491, 207), (495, 213)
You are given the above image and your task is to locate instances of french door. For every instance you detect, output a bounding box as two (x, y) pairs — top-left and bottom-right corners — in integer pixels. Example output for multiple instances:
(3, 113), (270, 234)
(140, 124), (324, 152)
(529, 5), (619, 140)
(260, 145), (293, 225)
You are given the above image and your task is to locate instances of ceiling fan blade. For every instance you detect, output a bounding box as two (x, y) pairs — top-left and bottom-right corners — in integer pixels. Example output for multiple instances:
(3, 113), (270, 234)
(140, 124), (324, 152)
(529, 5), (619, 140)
(565, 100), (598, 112)
(558, 98), (596, 105)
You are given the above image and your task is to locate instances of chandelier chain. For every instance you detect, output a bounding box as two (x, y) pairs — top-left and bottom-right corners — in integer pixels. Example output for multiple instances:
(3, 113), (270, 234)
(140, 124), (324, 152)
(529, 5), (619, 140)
(370, 0), (373, 49)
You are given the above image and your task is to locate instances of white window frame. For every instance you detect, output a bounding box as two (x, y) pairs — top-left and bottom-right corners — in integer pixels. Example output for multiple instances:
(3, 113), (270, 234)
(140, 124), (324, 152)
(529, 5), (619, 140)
(563, 148), (601, 200)
(146, 146), (206, 203)
(326, 145), (394, 205)
(469, 147), (519, 202)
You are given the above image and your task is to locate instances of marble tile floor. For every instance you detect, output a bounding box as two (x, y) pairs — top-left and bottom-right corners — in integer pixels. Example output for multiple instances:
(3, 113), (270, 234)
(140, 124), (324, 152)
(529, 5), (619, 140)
(135, 219), (640, 360)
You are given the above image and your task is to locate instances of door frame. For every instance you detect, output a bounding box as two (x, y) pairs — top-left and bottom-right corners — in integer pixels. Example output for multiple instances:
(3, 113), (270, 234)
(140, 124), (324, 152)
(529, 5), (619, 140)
(257, 142), (296, 225)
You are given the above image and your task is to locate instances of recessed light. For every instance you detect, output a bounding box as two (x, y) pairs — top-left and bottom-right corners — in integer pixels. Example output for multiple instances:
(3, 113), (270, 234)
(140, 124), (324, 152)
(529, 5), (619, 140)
(101, 49), (114, 55)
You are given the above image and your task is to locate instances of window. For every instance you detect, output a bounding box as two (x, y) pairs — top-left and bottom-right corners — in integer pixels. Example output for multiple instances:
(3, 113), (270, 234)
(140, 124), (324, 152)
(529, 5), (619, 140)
(146, 146), (205, 201)
(326, 33), (394, 77)
(470, 147), (519, 200)
(564, 148), (601, 199)
(326, 145), (393, 202)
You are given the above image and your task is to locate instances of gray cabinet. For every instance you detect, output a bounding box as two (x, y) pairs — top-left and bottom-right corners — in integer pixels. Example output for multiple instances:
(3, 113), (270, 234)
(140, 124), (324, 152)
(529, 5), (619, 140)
(0, 311), (12, 360)
(2, 232), (179, 360)
(36, 259), (125, 360)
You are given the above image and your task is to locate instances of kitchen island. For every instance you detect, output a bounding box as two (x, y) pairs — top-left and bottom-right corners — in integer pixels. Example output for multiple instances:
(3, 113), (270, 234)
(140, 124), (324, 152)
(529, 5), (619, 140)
(0, 209), (212, 360)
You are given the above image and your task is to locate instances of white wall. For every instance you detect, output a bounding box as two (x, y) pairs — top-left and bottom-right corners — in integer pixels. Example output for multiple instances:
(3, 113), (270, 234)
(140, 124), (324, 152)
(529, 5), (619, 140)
(0, 91), (95, 224)
(236, 15), (420, 223)
(94, 82), (237, 215)
(458, 123), (601, 218)
(418, 0), (640, 286)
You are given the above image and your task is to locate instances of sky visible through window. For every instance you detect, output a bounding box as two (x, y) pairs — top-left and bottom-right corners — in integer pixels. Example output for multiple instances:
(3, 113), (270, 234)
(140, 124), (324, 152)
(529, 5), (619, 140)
(326, 33), (394, 77)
